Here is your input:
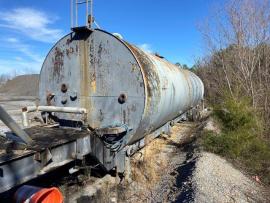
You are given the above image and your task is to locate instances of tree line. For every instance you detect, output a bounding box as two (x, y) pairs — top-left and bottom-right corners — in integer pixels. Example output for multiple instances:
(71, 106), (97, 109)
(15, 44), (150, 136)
(196, 0), (270, 137)
(193, 0), (270, 185)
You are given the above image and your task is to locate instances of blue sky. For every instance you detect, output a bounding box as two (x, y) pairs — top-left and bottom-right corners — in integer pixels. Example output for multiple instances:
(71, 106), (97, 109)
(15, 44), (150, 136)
(0, 0), (223, 75)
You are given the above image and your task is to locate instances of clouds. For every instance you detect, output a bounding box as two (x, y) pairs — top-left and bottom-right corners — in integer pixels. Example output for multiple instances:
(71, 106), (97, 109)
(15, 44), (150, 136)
(138, 43), (153, 53)
(0, 7), (64, 75)
(0, 8), (63, 43)
(6, 37), (18, 43)
(0, 58), (42, 75)
(0, 36), (44, 75)
(6, 37), (44, 63)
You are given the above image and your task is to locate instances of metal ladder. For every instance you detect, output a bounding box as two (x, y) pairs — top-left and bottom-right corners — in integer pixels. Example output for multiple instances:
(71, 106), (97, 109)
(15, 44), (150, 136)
(70, 0), (94, 29)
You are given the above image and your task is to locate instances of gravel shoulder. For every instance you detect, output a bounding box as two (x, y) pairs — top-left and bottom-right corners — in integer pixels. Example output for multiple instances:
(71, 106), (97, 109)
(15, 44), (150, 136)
(193, 152), (269, 203)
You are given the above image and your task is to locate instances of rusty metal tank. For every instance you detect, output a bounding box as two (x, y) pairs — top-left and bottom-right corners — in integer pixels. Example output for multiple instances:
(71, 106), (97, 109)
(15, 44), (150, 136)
(39, 28), (204, 145)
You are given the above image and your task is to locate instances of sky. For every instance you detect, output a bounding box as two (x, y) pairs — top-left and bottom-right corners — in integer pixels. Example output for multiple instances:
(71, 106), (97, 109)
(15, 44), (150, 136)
(0, 0), (224, 75)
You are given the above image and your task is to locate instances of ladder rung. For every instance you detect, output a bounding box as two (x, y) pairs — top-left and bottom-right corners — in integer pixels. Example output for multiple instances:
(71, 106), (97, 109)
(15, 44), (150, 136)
(77, 0), (90, 4)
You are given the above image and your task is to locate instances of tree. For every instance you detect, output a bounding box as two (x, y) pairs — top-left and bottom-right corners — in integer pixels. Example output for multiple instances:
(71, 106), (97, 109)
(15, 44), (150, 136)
(175, 62), (181, 67)
(182, 64), (189, 69)
(197, 0), (270, 134)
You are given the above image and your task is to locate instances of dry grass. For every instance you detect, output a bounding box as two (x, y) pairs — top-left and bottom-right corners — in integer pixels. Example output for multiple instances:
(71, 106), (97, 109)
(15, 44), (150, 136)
(116, 123), (196, 202)
(131, 123), (194, 183)
(124, 124), (192, 201)
(116, 135), (171, 202)
(132, 138), (168, 184)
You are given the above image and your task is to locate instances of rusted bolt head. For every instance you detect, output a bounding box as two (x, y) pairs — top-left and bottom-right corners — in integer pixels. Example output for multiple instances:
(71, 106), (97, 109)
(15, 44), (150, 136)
(46, 93), (55, 105)
(46, 93), (55, 100)
(70, 92), (78, 101)
(61, 83), (68, 93)
(61, 98), (68, 105)
(22, 107), (27, 112)
(118, 93), (127, 104)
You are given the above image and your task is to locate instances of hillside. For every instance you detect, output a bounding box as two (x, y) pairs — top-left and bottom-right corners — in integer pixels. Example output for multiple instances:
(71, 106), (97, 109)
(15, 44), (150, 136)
(0, 74), (39, 97)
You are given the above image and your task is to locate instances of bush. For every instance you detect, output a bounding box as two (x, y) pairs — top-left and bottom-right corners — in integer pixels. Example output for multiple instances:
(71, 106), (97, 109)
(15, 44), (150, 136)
(213, 97), (260, 132)
(202, 97), (270, 185)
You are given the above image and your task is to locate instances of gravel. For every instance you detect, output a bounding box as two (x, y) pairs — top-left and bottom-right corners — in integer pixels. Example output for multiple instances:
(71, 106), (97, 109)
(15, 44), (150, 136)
(0, 74), (39, 96)
(193, 152), (269, 203)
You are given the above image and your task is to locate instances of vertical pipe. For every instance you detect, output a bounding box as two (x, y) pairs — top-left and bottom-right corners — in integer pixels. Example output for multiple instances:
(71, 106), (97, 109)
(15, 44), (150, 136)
(0, 105), (33, 144)
(90, 0), (93, 28)
(22, 111), (29, 127)
(75, 0), (78, 27)
(86, 0), (89, 27)
(70, 0), (73, 28)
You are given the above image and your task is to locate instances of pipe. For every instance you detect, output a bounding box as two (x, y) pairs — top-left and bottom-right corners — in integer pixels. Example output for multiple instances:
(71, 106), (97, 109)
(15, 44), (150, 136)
(22, 106), (87, 127)
(22, 111), (29, 127)
(23, 106), (87, 114)
(0, 105), (33, 144)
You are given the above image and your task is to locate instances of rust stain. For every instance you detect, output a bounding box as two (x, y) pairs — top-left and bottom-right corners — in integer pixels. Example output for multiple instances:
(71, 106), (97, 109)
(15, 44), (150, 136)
(162, 77), (168, 90)
(99, 109), (104, 122)
(66, 47), (74, 58)
(46, 92), (54, 106)
(89, 38), (96, 93)
(90, 80), (96, 92)
(131, 104), (136, 112)
(131, 63), (137, 72)
(123, 110), (126, 124)
(125, 42), (161, 118)
(151, 52), (180, 73)
(79, 37), (91, 125)
(98, 43), (103, 57)
(182, 69), (192, 105)
(127, 107), (131, 124)
(52, 47), (64, 78)
(66, 38), (71, 45)
(125, 43), (160, 98)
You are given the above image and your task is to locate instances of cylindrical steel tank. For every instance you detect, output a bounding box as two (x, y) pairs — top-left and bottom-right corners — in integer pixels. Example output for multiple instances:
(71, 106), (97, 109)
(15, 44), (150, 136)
(39, 29), (204, 145)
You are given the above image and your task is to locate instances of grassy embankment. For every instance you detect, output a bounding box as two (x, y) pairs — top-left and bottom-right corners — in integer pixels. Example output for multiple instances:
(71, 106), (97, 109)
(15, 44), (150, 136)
(201, 97), (270, 185)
